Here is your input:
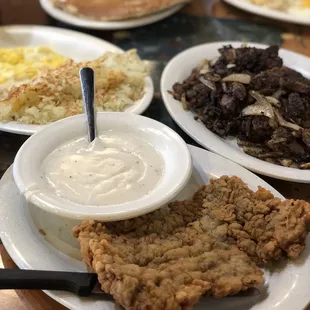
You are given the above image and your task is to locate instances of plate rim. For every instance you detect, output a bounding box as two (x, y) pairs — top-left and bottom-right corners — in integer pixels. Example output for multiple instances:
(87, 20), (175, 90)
(0, 24), (123, 50)
(40, 0), (184, 30)
(161, 41), (310, 183)
(2, 145), (310, 310)
(0, 25), (154, 135)
(223, 0), (310, 25)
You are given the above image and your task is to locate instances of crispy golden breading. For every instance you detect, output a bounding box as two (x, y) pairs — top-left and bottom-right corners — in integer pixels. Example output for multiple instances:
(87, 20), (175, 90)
(197, 177), (310, 263)
(73, 176), (310, 309)
(52, 0), (190, 21)
(73, 192), (261, 309)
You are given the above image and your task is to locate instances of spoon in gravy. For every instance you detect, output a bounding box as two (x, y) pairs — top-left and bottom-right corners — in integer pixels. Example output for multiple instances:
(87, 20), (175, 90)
(80, 67), (96, 142)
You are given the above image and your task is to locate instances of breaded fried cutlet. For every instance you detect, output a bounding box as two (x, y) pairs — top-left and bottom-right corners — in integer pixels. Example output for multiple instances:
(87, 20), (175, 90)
(73, 176), (310, 310)
(197, 176), (310, 263)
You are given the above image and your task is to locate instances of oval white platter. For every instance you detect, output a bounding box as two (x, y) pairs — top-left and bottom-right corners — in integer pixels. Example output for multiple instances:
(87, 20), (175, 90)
(223, 0), (310, 26)
(40, 0), (184, 30)
(1, 145), (310, 310)
(161, 41), (310, 183)
(0, 25), (153, 135)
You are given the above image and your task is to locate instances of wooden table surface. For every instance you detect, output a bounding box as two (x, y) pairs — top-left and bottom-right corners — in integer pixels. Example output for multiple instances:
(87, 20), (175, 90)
(1, 0), (310, 309)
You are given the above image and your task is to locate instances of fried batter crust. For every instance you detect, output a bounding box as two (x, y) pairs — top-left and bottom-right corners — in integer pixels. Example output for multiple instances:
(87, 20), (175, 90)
(198, 177), (310, 263)
(73, 176), (310, 309)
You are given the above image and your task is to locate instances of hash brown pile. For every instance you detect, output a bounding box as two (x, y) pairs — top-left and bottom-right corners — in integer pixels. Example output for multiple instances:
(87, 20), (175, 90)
(0, 49), (149, 125)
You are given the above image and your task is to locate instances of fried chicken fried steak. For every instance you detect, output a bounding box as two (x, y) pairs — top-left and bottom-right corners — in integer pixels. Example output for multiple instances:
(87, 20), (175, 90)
(73, 176), (310, 310)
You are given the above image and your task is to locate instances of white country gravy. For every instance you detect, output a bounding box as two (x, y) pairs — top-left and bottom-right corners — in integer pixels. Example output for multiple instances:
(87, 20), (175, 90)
(41, 131), (164, 205)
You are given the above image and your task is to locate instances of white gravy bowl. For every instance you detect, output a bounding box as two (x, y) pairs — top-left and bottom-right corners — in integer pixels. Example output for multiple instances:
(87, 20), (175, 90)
(13, 112), (192, 221)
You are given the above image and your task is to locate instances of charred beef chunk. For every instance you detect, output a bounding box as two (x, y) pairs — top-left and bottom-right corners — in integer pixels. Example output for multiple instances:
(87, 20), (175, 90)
(204, 117), (239, 137)
(239, 116), (273, 143)
(220, 94), (236, 114)
(171, 44), (310, 168)
(172, 82), (185, 101)
(302, 112), (310, 128)
(210, 88), (222, 105)
(213, 45), (282, 76)
(261, 46), (283, 71)
(196, 103), (239, 137)
(212, 45), (236, 76)
(231, 82), (247, 100)
(281, 92), (306, 124)
(280, 76), (310, 94)
(187, 83), (211, 109)
(279, 92), (310, 128)
(267, 127), (308, 162)
(219, 45), (236, 62)
(234, 47), (259, 72)
(172, 69), (202, 100)
(197, 88), (240, 137)
(197, 105), (223, 135)
(173, 78), (213, 109)
(236, 45), (282, 73)
(302, 129), (310, 149)
(215, 119), (239, 136)
(250, 71), (280, 95)
(220, 83), (247, 115)
(250, 67), (303, 95)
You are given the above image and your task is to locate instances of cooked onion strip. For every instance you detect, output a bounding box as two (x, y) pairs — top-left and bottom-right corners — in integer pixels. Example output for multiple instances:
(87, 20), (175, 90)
(181, 93), (189, 110)
(204, 73), (221, 82)
(272, 89), (286, 99)
(198, 59), (210, 74)
(242, 91), (275, 118)
(280, 159), (293, 167)
(199, 76), (216, 90)
(222, 74), (251, 84)
(242, 104), (274, 118)
(266, 96), (281, 108)
(274, 109), (302, 132)
(210, 57), (219, 67)
(249, 91), (266, 104)
(300, 163), (310, 169)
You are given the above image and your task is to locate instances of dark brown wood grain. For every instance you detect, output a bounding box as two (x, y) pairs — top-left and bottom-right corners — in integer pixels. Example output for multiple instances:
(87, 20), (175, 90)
(0, 245), (67, 310)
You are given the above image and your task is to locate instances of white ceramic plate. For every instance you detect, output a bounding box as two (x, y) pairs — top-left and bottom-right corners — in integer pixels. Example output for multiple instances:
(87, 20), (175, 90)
(223, 0), (310, 26)
(161, 41), (310, 183)
(1, 145), (310, 310)
(0, 25), (154, 135)
(40, 0), (184, 30)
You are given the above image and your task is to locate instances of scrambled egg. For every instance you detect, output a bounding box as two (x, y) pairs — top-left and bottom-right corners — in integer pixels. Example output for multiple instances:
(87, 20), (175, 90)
(247, 0), (310, 15)
(289, 0), (310, 15)
(0, 46), (67, 98)
(302, 0), (310, 7)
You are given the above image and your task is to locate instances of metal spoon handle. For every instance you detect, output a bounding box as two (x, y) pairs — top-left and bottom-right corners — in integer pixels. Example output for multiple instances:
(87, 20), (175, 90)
(80, 67), (96, 142)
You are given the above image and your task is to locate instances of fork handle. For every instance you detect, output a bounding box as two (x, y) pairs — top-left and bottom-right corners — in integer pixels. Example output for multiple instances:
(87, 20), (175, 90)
(0, 269), (98, 296)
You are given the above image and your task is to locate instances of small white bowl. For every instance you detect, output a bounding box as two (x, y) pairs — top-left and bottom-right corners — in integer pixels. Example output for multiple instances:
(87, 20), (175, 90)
(13, 112), (192, 221)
